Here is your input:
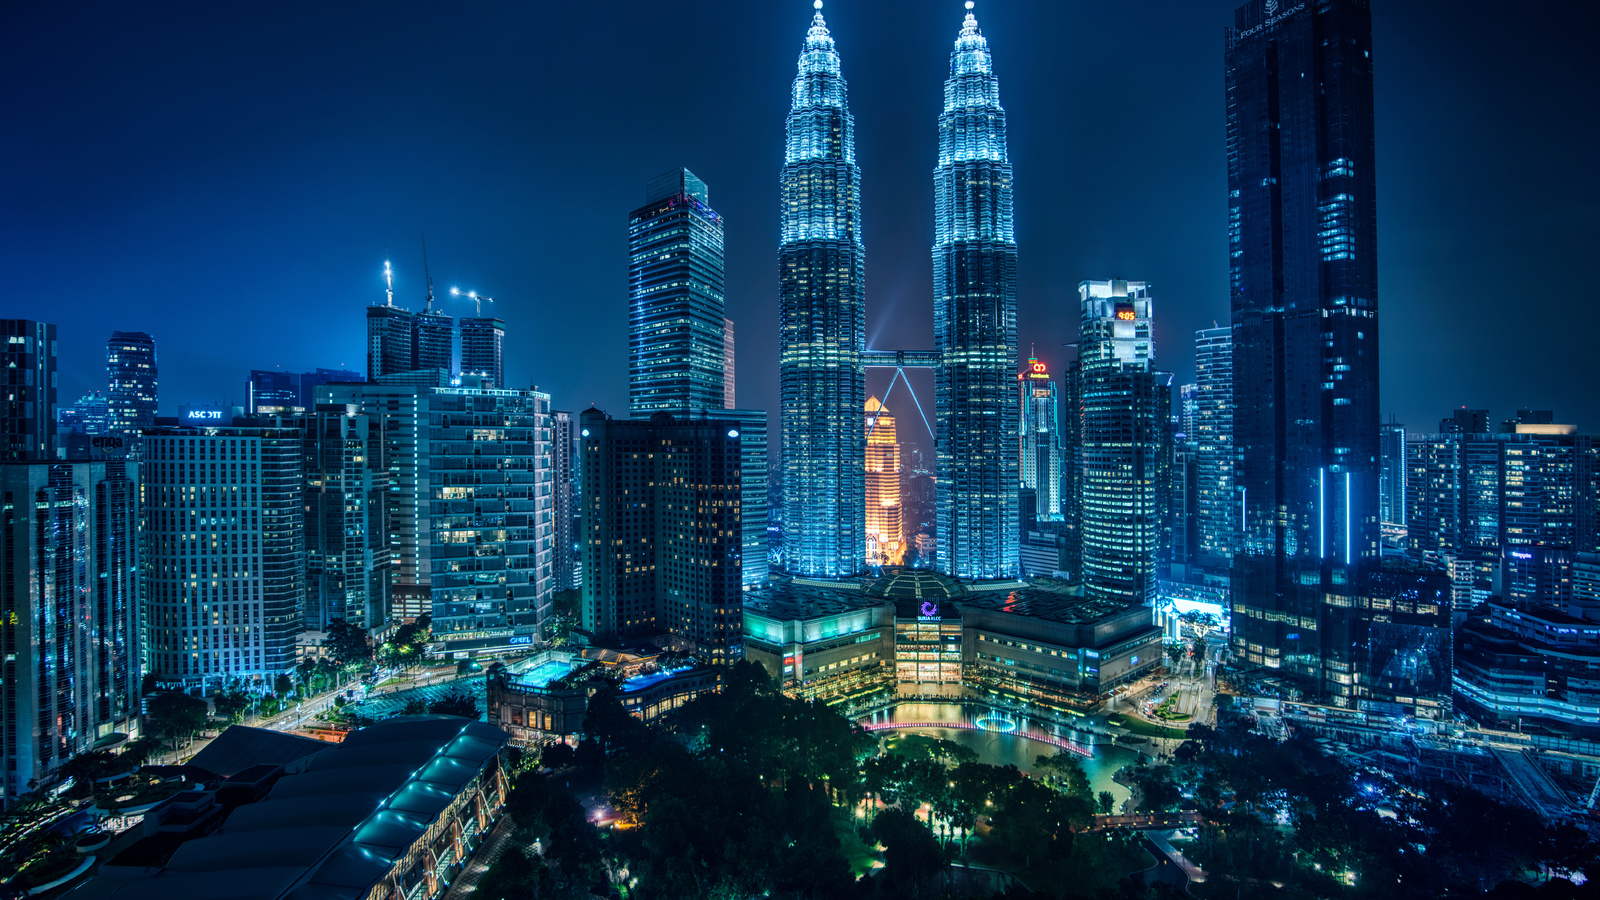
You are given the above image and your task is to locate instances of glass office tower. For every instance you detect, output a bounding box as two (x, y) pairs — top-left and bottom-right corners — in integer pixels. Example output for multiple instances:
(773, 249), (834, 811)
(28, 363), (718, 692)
(1, 460), (140, 808)
(1379, 422), (1407, 529)
(1226, 0), (1380, 702)
(779, 4), (866, 578)
(629, 168), (727, 416)
(935, 6), (1018, 580)
(1072, 281), (1171, 608)
(1, 320), (56, 462)
(144, 422), (305, 686)
(301, 405), (391, 632)
(1018, 358), (1062, 521)
(1194, 326), (1234, 562)
(107, 330), (157, 457)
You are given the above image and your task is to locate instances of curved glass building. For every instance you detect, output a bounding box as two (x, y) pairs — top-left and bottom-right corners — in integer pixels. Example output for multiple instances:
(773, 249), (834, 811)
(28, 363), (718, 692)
(934, 6), (1018, 579)
(779, 3), (866, 578)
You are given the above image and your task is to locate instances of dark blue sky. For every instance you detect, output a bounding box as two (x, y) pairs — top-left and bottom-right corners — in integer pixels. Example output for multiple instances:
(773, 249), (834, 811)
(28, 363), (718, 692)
(4, 1), (1597, 445)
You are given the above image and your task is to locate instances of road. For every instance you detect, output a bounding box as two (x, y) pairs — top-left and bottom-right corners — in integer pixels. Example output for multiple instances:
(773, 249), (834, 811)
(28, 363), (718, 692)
(1091, 811), (1205, 831)
(157, 665), (465, 764)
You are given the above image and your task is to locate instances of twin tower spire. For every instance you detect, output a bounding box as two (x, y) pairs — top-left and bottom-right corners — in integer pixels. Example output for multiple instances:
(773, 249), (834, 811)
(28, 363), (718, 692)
(779, 2), (1018, 581)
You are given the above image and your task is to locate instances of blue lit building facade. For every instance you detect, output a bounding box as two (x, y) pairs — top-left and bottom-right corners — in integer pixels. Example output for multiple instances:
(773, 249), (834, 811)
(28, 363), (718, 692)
(1018, 358), (1061, 521)
(1, 320), (56, 462)
(1194, 326), (1234, 563)
(107, 330), (157, 459)
(779, 5), (866, 579)
(629, 169), (727, 416)
(143, 421), (306, 686)
(1226, 0), (1381, 703)
(934, 7), (1018, 581)
(1, 459), (141, 808)
(1071, 281), (1171, 609)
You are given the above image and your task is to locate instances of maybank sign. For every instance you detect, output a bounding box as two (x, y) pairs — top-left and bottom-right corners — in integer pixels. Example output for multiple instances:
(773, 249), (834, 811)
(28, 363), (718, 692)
(1236, 1), (1305, 38)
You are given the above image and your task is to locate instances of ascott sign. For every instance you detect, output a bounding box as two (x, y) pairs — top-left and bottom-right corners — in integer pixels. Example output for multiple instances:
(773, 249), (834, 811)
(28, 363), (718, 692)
(185, 410), (223, 421)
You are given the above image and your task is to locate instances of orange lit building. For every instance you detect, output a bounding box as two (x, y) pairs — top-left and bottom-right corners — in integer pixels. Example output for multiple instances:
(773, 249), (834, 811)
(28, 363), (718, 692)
(865, 396), (905, 566)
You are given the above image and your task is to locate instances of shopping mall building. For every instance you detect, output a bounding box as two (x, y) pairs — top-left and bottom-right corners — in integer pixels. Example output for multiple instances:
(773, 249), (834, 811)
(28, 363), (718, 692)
(741, 568), (1162, 713)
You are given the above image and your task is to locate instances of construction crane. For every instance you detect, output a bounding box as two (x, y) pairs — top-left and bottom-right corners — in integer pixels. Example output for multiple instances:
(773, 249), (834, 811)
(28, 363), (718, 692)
(449, 287), (494, 317)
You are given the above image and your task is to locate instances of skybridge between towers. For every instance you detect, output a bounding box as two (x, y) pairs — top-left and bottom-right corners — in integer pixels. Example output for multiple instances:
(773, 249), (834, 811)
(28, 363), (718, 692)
(862, 349), (940, 441)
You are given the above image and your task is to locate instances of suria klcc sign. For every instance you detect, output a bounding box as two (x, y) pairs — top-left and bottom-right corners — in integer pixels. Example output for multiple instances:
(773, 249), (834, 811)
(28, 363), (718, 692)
(1236, 0), (1304, 38)
(918, 601), (940, 620)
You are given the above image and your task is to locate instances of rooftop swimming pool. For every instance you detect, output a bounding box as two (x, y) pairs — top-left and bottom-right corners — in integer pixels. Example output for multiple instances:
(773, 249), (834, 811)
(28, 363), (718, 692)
(514, 660), (578, 689)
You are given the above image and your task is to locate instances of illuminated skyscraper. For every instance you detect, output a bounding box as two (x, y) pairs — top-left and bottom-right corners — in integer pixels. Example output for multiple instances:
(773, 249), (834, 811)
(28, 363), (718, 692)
(1379, 421), (1406, 528)
(1071, 280), (1170, 608)
(107, 330), (157, 456)
(1194, 326), (1234, 561)
(865, 397), (904, 567)
(629, 169), (727, 415)
(1, 460), (140, 807)
(321, 377), (553, 649)
(779, 2), (865, 578)
(1018, 358), (1061, 520)
(1226, 0), (1380, 701)
(934, 5), (1018, 580)
(301, 404), (391, 633)
(144, 420), (305, 685)
(723, 317), (736, 409)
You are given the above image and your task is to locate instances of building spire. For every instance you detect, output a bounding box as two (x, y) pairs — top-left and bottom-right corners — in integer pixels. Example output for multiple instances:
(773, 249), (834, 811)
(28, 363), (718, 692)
(384, 259), (394, 307)
(421, 233), (436, 311)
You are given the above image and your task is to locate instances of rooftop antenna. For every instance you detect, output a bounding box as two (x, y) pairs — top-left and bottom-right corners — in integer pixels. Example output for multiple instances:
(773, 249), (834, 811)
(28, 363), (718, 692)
(384, 259), (395, 307)
(421, 233), (436, 311)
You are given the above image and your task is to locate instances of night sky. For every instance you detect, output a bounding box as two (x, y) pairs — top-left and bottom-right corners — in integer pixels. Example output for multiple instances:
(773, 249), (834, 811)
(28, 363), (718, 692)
(4, 1), (1597, 451)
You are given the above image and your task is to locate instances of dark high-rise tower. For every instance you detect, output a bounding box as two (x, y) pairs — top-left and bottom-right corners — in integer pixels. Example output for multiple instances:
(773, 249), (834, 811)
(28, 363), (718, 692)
(1, 320), (56, 462)
(366, 258), (415, 380)
(107, 330), (157, 457)
(779, 2), (865, 579)
(935, 4), (1018, 580)
(413, 307), (454, 373)
(366, 306), (415, 380)
(629, 168), (727, 416)
(460, 317), (506, 388)
(1226, 0), (1380, 702)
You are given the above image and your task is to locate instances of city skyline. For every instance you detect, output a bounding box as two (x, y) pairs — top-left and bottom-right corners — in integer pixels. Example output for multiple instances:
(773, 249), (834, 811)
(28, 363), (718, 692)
(6, 1), (1596, 443)
(4, 0), (1600, 882)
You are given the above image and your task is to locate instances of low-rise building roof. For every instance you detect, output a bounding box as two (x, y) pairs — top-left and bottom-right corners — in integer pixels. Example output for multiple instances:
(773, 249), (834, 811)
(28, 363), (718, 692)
(187, 725), (328, 778)
(69, 716), (508, 900)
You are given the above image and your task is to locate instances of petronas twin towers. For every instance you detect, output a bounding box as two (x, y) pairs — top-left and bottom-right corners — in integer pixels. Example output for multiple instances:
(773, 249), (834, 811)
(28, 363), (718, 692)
(780, 2), (1018, 581)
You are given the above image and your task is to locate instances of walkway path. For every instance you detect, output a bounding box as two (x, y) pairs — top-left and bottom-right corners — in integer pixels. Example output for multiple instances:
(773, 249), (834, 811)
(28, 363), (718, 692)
(442, 816), (517, 900)
(1145, 828), (1207, 884)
